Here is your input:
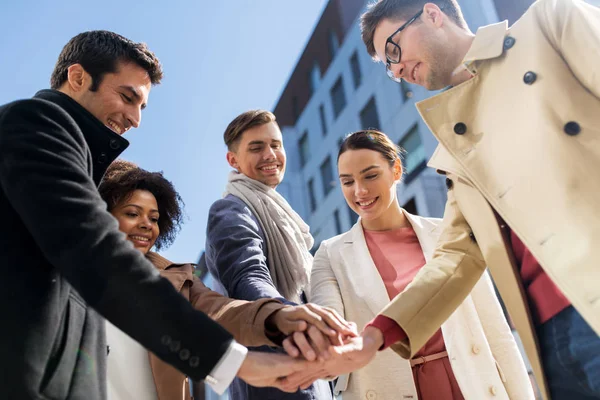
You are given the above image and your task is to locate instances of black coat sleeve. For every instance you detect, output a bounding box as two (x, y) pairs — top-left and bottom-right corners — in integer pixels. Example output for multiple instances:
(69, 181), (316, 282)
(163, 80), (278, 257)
(0, 99), (233, 381)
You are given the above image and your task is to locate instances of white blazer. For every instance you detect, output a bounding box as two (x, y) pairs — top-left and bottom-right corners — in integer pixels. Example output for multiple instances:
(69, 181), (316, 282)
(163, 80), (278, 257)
(309, 211), (534, 400)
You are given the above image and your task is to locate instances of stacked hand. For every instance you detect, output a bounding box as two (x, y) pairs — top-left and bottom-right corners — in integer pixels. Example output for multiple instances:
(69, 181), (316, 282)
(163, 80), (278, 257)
(238, 304), (380, 393)
(279, 326), (384, 392)
(266, 303), (358, 361)
(236, 351), (310, 392)
(236, 303), (359, 391)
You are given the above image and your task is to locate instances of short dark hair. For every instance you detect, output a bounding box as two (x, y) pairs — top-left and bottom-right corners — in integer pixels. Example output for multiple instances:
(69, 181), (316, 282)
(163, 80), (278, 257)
(338, 130), (405, 168)
(99, 160), (184, 250)
(223, 110), (277, 151)
(361, 0), (467, 59)
(50, 30), (163, 91)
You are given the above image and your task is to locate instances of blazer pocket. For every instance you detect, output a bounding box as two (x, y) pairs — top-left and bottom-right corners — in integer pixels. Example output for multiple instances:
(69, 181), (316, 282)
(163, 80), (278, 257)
(41, 294), (86, 399)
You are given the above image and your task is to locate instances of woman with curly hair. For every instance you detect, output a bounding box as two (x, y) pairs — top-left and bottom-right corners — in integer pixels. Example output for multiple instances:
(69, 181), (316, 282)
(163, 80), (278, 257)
(99, 161), (352, 400)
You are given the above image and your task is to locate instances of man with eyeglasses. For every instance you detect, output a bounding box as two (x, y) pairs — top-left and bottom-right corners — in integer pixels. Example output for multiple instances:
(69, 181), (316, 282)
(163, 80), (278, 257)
(278, 0), (600, 399)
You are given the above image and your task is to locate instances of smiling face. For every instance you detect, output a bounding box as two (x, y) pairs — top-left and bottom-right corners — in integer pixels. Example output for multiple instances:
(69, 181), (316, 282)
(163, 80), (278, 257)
(226, 121), (286, 188)
(66, 61), (151, 135)
(338, 149), (402, 225)
(373, 5), (461, 90)
(111, 189), (159, 254)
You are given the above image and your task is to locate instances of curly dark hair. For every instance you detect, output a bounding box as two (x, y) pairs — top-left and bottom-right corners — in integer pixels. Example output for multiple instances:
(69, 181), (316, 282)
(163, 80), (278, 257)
(99, 160), (184, 250)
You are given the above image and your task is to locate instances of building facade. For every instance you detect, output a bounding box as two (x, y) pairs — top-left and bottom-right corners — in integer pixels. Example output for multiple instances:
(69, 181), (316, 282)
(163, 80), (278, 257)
(274, 0), (520, 251)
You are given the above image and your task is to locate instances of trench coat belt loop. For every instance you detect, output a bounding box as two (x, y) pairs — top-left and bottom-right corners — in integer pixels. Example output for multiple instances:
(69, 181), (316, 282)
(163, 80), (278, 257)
(410, 351), (449, 367)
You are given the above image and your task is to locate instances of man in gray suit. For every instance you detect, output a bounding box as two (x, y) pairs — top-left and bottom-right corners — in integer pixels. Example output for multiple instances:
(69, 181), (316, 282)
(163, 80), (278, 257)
(206, 110), (354, 400)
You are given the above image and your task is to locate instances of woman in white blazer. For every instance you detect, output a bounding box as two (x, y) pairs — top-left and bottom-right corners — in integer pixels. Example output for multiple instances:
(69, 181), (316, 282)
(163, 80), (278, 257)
(309, 130), (534, 400)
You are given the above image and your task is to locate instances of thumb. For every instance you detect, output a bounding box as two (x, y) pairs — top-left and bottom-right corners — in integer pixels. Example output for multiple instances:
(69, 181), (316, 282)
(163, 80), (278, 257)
(279, 320), (307, 335)
(330, 340), (358, 356)
(281, 357), (310, 375)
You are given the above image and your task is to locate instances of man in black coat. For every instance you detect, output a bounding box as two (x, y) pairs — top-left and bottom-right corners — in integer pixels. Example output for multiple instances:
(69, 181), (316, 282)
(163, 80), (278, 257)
(0, 30), (310, 399)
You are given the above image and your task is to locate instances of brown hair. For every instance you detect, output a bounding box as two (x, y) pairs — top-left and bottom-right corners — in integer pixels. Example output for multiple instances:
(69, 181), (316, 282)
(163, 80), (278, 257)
(338, 130), (405, 168)
(51, 30), (163, 91)
(223, 110), (277, 151)
(361, 0), (467, 59)
(99, 160), (184, 250)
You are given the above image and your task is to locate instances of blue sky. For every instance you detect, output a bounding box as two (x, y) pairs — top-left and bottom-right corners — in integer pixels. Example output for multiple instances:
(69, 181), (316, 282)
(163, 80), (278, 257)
(0, 0), (327, 262)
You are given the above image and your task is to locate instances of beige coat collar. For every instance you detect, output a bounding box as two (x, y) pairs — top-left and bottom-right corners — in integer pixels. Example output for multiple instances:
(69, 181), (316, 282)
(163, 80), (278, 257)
(463, 20), (509, 64)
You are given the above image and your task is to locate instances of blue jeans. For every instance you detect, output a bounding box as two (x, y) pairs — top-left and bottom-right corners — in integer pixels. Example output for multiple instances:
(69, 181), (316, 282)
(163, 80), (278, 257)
(537, 306), (600, 399)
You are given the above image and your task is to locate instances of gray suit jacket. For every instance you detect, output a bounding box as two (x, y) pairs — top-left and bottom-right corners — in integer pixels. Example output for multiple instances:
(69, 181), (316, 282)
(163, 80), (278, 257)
(206, 194), (332, 400)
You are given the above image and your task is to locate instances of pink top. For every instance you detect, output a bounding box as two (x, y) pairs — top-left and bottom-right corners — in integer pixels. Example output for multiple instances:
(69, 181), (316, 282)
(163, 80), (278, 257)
(364, 226), (464, 400)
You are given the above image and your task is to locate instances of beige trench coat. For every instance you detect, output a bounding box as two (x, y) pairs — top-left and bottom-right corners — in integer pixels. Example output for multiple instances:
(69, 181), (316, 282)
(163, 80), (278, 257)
(310, 211), (533, 400)
(377, 1), (600, 399)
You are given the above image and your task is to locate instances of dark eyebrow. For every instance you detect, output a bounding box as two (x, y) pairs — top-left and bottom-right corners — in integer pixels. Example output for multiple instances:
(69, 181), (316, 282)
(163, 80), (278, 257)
(247, 140), (266, 146)
(119, 85), (147, 110)
(360, 165), (380, 174)
(339, 165), (381, 179)
(122, 204), (159, 214)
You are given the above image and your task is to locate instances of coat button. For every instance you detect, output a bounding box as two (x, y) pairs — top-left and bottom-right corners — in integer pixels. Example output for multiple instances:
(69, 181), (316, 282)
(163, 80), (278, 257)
(109, 139), (120, 150)
(503, 36), (516, 50)
(523, 71), (537, 84)
(179, 349), (191, 361)
(190, 356), (200, 368)
(366, 389), (376, 399)
(445, 178), (453, 190)
(170, 340), (181, 352)
(469, 232), (477, 243)
(453, 122), (467, 135)
(564, 121), (581, 136)
(161, 335), (172, 346)
(106, 345), (111, 355)
(472, 344), (480, 354)
(489, 385), (498, 396)
(97, 153), (107, 164)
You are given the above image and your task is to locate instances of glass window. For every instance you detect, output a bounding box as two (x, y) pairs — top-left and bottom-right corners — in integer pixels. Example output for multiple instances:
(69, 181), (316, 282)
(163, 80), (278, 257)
(359, 97), (381, 130)
(307, 178), (317, 212)
(333, 209), (342, 235)
(309, 61), (321, 95)
(402, 197), (418, 215)
(350, 51), (362, 89)
(320, 156), (334, 196)
(398, 124), (427, 182)
(299, 131), (309, 167)
(347, 205), (359, 226)
(329, 29), (339, 58)
(319, 104), (328, 136)
(330, 77), (347, 119)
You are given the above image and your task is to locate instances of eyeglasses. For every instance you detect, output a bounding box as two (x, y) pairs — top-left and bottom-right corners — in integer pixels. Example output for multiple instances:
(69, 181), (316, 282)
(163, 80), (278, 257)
(385, 9), (423, 83)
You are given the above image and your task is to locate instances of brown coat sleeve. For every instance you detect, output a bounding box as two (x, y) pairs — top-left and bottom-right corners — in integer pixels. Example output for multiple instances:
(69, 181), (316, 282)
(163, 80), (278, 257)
(189, 276), (285, 347)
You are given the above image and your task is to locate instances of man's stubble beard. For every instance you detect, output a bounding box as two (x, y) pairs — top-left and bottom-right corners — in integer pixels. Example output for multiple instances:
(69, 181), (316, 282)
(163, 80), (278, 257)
(423, 37), (462, 90)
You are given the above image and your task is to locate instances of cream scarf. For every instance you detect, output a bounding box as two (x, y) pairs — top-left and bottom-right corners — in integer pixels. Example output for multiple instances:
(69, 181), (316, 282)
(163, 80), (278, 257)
(224, 171), (313, 303)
